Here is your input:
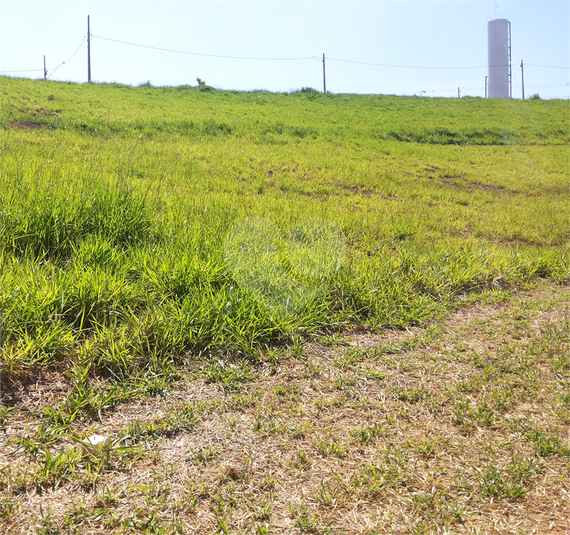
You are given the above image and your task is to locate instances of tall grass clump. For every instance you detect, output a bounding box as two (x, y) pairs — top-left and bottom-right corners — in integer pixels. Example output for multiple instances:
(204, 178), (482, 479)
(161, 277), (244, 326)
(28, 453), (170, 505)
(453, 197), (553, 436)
(1, 182), (157, 262)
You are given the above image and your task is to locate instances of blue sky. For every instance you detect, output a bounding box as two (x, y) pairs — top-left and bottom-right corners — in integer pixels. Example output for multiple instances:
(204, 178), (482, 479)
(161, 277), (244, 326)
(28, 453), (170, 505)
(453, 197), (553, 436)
(0, 1), (568, 98)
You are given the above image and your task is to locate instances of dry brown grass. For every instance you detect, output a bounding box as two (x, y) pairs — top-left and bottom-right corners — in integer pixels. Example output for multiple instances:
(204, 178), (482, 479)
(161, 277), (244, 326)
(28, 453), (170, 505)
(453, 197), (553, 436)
(1, 282), (569, 535)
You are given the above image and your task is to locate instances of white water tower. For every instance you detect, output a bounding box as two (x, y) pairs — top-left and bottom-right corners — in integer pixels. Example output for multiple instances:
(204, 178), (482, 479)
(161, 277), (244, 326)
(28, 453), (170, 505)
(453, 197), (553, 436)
(488, 19), (512, 98)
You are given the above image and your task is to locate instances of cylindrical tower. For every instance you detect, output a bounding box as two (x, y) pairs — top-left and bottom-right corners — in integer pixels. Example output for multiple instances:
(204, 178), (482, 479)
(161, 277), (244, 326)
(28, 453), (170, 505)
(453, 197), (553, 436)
(488, 19), (511, 98)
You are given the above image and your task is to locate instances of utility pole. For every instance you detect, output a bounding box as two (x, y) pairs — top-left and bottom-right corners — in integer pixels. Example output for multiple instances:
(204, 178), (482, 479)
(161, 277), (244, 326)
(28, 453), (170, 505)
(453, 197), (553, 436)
(485, 76), (488, 98)
(322, 53), (326, 94)
(87, 15), (91, 82)
(520, 60), (525, 100)
(44, 55), (47, 80)
(458, 87), (461, 98)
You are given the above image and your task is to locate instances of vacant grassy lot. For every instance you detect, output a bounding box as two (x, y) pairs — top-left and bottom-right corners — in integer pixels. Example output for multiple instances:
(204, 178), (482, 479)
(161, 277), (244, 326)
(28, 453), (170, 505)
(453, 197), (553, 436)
(0, 76), (569, 534)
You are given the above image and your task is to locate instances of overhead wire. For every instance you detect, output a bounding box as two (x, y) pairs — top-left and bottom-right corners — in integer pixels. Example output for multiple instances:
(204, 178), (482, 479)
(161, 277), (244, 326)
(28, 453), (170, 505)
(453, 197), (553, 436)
(326, 57), (490, 70)
(6, 32), (563, 73)
(525, 63), (570, 70)
(0, 68), (44, 73)
(47, 36), (87, 79)
(92, 34), (316, 61)
(92, 36), (507, 69)
(2, 32), (567, 95)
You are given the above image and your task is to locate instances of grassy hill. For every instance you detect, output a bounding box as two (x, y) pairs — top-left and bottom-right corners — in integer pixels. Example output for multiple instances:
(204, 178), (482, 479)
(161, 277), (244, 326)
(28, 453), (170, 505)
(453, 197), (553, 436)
(1, 76), (568, 378)
(0, 76), (569, 533)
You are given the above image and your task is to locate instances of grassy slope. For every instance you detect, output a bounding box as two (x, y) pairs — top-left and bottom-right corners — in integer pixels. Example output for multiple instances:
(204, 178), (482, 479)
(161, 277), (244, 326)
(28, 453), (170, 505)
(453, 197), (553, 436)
(1, 76), (568, 378)
(0, 76), (569, 532)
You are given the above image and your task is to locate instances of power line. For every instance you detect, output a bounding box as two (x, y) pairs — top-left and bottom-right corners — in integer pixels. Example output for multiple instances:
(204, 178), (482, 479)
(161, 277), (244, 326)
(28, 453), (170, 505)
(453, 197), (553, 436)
(94, 33), (511, 70)
(327, 57), (490, 70)
(2, 29), (568, 91)
(95, 33), (502, 68)
(0, 68), (43, 73)
(525, 63), (570, 70)
(0, 37), (86, 76)
(10, 30), (563, 73)
(92, 34), (316, 61)
(47, 36), (87, 79)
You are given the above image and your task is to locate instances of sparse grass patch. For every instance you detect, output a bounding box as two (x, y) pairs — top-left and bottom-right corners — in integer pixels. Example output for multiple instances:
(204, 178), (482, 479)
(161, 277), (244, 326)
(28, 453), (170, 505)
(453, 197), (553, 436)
(351, 463), (404, 496)
(1, 285), (569, 532)
(314, 438), (349, 458)
(288, 503), (321, 533)
(527, 428), (570, 457)
(202, 359), (258, 392)
(396, 388), (430, 404)
(188, 445), (220, 466)
(475, 455), (541, 500)
(350, 422), (385, 443)
(122, 401), (202, 441)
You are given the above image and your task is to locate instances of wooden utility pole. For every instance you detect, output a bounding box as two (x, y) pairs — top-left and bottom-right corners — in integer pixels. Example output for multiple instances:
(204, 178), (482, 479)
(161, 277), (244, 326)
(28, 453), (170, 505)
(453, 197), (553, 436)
(44, 55), (47, 80)
(322, 53), (326, 94)
(520, 60), (525, 100)
(87, 15), (91, 82)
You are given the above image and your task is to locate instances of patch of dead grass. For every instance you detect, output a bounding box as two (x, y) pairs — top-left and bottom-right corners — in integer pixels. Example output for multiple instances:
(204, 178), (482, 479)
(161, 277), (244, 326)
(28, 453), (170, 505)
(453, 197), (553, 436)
(1, 282), (569, 534)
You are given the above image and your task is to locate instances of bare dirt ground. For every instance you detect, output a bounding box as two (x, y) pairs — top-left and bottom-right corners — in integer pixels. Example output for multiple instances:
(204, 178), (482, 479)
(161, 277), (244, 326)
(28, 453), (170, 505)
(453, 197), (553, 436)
(1, 282), (569, 534)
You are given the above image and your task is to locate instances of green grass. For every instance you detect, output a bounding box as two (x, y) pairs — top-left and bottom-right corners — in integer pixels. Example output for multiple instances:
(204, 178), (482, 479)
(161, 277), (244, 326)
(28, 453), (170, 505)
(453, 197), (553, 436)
(1, 74), (568, 397)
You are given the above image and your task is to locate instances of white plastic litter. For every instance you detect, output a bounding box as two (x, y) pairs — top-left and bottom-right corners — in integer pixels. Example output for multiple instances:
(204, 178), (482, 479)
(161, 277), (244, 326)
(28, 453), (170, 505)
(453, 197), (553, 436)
(81, 434), (111, 455)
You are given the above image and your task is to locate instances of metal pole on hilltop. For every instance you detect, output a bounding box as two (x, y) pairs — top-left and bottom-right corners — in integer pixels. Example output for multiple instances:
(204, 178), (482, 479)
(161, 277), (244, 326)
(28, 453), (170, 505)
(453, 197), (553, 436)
(520, 60), (525, 100)
(322, 53), (326, 94)
(88, 15), (92, 82)
(44, 56), (47, 80)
